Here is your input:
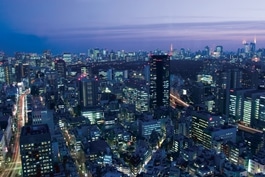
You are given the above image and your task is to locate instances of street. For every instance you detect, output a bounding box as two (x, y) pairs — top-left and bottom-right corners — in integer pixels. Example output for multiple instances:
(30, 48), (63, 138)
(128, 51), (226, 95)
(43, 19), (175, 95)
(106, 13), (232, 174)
(0, 92), (27, 177)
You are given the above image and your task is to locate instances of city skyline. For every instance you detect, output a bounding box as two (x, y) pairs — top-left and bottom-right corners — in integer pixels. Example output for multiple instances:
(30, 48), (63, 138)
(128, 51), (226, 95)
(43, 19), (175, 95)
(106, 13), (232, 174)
(1, 29), (265, 175)
(1, 0), (265, 54)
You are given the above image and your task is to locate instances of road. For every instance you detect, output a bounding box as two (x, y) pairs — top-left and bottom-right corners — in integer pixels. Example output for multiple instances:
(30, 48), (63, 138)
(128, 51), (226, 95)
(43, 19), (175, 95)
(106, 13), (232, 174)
(238, 123), (263, 134)
(1, 92), (27, 177)
(170, 92), (264, 135)
(170, 93), (190, 108)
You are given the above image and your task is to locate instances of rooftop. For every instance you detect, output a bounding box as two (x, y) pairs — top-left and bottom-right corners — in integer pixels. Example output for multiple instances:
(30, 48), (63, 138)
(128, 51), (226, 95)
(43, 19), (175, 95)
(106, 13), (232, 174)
(21, 124), (50, 136)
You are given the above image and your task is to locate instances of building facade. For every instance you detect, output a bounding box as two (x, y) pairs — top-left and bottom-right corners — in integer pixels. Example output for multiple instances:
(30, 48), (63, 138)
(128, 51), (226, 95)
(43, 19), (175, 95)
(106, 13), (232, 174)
(149, 55), (170, 111)
(20, 124), (54, 177)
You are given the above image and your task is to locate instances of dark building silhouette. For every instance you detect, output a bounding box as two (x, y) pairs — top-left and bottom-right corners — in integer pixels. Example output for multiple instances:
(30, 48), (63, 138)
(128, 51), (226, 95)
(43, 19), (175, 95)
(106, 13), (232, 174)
(241, 68), (259, 89)
(15, 63), (30, 82)
(215, 69), (242, 119)
(54, 59), (66, 78)
(79, 77), (99, 108)
(149, 55), (170, 111)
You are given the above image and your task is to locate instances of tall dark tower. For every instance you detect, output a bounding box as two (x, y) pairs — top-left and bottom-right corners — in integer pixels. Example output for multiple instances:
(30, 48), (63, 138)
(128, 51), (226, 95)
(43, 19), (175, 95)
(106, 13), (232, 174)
(54, 59), (66, 78)
(15, 63), (30, 82)
(79, 77), (99, 108)
(149, 55), (170, 111)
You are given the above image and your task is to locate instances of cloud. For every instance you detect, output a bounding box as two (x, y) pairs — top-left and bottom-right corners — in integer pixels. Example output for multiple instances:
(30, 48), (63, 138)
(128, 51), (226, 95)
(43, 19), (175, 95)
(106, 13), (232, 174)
(0, 27), (48, 54)
(41, 20), (265, 52)
(45, 21), (265, 41)
(1, 20), (265, 53)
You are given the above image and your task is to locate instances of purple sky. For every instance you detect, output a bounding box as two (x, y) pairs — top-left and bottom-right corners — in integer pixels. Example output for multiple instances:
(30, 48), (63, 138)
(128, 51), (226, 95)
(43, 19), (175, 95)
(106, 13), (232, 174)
(1, 0), (265, 54)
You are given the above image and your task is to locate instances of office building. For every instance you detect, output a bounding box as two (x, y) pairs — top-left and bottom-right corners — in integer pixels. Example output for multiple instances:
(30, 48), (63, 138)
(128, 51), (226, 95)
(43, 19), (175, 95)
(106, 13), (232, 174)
(248, 150), (265, 175)
(123, 80), (149, 113)
(62, 53), (72, 63)
(259, 96), (265, 125)
(229, 89), (265, 126)
(203, 125), (237, 150)
(31, 109), (55, 135)
(241, 68), (259, 89)
(0, 60), (12, 85)
(191, 111), (225, 148)
(81, 107), (104, 125)
(143, 65), (150, 83)
(229, 89), (255, 122)
(54, 59), (66, 78)
(215, 69), (242, 118)
(215, 45), (223, 55)
(149, 55), (170, 111)
(20, 124), (53, 177)
(138, 114), (162, 138)
(45, 70), (57, 86)
(79, 77), (99, 108)
(250, 42), (256, 55)
(15, 63), (30, 83)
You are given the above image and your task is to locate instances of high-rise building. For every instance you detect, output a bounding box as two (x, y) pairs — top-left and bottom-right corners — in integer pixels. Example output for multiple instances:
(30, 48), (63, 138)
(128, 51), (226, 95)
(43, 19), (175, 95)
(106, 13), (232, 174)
(250, 42), (256, 55)
(81, 107), (104, 125)
(0, 60), (7, 83)
(243, 90), (265, 127)
(79, 77), (99, 108)
(215, 45), (223, 54)
(138, 114), (162, 138)
(15, 63), (30, 82)
(20, 124), (53, 177)
(0, 60), (12, 85)
(215, 69), (243, 118)
(46, 70), (57, 86)
(229, 89), (252, 122)
(191, 111), (226, 148)
(149, 55), (170, 111)
(62, 53), (72, 63)
(30, 108), (55, 135)
(229, 88), (265, 127)
(123, 80), (149, 113)
(250, 36), (257, 55)
(143, 65), (150, 83)
(54, 59), (66, 78)
(241, 68), (259, 89)
(202, 46), (210, 56)
(259, 95), (265, 123)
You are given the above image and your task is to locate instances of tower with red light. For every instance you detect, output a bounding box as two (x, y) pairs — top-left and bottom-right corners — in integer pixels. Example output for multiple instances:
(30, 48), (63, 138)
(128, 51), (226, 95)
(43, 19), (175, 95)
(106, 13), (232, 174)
(149, 54), (170, 111)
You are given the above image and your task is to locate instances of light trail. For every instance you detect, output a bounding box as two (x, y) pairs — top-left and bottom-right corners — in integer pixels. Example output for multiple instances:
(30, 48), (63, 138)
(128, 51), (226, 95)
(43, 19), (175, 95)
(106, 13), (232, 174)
(237, 124), (263, 134)
(1, 92), (28, 177)
(170, 93), (189, 108)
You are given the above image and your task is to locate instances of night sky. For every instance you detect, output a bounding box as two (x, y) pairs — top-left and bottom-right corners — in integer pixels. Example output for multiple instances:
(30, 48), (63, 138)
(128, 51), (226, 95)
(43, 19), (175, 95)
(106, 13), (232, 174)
(1, 0), (265, 54)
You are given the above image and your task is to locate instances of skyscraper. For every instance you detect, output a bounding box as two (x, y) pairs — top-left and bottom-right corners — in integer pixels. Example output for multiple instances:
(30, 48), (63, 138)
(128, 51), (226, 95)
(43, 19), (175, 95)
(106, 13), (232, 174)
(191, 111), (235, 150)
(149, 55), (170, 110)
(79, 77), (99, 108)
(15, 63), (30, 82)
(20, 124), (53, 177)
(0, 60), (12, 85)
(54, 59), (66, 78)
(215, 69), (242, 119)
